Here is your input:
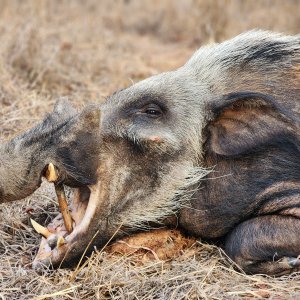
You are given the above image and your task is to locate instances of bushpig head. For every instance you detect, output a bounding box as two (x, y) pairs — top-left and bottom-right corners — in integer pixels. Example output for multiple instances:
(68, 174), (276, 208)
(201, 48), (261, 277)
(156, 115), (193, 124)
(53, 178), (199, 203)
(3, 30), (300, 275)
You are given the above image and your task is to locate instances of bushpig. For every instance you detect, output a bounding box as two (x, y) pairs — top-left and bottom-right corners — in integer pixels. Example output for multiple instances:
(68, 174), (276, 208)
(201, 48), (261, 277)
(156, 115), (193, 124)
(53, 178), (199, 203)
(1, 30), (299, 275)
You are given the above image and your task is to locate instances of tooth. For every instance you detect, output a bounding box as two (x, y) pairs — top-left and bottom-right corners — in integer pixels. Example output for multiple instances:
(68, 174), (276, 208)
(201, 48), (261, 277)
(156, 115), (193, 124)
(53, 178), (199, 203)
(55, 183), (73, 233)
(57, 236), (65, 248)
(45, 163), (58, 182)
(45, 163), (73, 233)
(30, 218), (51, 238)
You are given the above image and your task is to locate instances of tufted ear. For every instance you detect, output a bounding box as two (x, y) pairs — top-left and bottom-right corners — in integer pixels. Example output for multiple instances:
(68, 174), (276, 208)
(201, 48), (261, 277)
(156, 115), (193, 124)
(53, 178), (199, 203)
(206, 92), (295, 156)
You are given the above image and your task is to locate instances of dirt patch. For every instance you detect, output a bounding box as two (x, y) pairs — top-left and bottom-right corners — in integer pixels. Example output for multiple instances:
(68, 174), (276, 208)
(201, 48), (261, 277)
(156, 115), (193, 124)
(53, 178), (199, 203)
(0, 1), (299, 299)
(108, 229), (197, 262)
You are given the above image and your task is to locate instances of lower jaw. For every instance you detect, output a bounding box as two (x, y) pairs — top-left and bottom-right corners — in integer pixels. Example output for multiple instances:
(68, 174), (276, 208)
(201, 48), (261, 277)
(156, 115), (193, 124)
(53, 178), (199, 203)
(32, 186), (93, 269)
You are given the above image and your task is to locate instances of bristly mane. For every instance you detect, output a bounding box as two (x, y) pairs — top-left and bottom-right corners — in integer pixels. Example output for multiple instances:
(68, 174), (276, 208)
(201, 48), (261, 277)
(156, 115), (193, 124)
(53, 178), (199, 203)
(187, 30), (300, 72)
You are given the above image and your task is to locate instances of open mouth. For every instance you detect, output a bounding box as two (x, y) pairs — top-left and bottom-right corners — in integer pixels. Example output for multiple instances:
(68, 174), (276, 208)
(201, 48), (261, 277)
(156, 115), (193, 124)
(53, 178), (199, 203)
(31, 163), (95, 270)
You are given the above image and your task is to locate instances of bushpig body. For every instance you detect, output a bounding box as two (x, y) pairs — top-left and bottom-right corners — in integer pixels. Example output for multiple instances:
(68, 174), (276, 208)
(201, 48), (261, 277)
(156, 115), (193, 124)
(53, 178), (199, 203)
(1, 30), (300, 275)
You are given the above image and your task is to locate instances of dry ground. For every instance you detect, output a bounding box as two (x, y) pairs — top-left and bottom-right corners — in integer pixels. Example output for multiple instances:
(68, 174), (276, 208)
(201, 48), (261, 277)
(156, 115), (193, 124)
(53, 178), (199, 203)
(0, 1), (299, 299)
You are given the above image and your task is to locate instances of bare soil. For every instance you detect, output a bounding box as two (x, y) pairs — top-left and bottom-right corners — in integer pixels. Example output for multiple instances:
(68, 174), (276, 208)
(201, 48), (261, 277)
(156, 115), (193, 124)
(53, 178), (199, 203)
(0, 1), (299, 299)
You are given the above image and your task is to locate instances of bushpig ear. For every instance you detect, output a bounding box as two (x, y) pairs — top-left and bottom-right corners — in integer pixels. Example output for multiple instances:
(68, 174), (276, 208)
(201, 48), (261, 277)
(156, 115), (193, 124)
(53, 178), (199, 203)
(206, 92), (294, 156)
(52, 97), (77, 120)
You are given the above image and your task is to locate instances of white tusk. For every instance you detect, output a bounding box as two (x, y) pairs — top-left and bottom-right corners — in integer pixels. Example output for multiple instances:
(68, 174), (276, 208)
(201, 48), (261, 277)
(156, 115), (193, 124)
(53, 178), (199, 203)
(30, 218), (52, 238)
(45, 163), (58, 182)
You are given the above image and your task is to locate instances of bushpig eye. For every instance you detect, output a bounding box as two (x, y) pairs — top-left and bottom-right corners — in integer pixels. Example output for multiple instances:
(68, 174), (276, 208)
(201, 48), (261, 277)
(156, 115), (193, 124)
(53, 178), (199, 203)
(141, 104), (163, 118)
(146, 109), (161, 116)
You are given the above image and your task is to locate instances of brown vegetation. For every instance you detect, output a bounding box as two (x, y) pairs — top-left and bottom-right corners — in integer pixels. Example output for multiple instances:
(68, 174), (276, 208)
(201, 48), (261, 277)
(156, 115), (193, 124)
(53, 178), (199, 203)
(0, 0), (299, 299)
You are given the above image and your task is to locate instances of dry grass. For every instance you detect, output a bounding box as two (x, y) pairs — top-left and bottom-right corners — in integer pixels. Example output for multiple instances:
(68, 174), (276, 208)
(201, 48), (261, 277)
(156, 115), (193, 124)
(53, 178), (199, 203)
(0, 0), (299, 299)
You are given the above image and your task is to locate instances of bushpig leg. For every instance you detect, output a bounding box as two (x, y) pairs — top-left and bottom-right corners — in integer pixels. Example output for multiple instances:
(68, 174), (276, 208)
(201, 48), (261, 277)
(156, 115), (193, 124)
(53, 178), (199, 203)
(225, 215), (300, 276)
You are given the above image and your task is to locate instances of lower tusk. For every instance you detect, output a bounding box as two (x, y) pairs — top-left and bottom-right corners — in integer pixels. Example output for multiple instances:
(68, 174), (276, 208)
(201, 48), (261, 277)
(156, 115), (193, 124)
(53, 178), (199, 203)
(45, 163), (58, 182)
(44, 162), (73, 234)
(57, 236), (65, 248)
(30, 218), (52, 238)
(55, 183), (73, 233)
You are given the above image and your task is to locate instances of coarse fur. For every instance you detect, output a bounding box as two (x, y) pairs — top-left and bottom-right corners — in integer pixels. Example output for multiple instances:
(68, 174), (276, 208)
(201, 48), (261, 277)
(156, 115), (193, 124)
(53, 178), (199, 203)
(1, 30), (300, 275)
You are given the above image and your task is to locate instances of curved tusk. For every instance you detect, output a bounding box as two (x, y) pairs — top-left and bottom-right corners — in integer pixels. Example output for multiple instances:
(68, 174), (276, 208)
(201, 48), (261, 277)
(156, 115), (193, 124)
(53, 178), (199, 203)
(55, 183), (73, 233)
(44, 163), (73, 233)
(30, 218), (52, 238)
(45, 163), (58, 182)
